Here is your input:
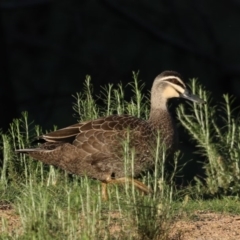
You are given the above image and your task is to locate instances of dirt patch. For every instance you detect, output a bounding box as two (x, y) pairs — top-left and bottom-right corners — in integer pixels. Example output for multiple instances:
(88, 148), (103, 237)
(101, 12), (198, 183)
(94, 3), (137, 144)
(0, 205), (22, 236)
(169, 211), (240, 240)
(0, 207), (240, 239)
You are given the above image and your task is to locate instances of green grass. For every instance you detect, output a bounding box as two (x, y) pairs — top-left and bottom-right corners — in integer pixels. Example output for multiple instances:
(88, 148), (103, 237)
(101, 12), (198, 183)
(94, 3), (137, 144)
(0, 73), (240, 239)
(182, 197), (240, 215)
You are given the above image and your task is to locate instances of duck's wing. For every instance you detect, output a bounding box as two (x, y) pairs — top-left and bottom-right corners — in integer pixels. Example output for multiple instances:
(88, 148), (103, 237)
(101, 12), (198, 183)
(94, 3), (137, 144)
(39, 114), (144, 144)
(15, 115), (147, 179)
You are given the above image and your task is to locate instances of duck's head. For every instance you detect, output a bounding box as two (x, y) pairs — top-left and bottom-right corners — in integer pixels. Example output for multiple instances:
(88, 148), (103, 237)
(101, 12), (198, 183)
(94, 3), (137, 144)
(151, 70), (205, 109)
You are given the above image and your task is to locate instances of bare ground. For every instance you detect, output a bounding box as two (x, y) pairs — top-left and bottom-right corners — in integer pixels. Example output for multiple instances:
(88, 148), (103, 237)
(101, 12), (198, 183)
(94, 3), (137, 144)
(0, 205), (22, 236)
(169, 211), (240, 240)
(1, 207), (240, 239)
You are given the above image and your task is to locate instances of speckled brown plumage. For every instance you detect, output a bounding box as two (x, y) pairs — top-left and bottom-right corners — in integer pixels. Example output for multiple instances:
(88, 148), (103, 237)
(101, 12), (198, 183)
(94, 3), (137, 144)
(16, 71), (205, 199)
(24, 113), (175, 180)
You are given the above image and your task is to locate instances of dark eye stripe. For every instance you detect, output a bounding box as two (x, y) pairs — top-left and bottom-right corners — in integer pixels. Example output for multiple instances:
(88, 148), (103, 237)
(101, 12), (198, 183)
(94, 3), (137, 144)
(165, 78), (185, 89)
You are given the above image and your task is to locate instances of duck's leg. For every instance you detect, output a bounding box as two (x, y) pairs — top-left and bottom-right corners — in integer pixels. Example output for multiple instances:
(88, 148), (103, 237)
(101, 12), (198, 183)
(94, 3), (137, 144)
(100, 177), (152, 201)
(107, 177), (152, 195)
(101, 182), (109, 201)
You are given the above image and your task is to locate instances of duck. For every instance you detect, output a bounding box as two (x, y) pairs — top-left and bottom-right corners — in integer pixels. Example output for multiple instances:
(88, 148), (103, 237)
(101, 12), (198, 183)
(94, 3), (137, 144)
(16, 71), (205, 200)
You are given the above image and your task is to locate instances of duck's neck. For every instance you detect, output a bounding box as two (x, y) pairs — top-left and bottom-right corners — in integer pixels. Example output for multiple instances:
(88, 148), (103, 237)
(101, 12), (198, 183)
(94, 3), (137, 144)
(148, 91), (178, 149)
(148, 94), (168, 124)
(148, 106), (178, 151)
(148, 107), (172, 129)
(150, 95), (167, 111)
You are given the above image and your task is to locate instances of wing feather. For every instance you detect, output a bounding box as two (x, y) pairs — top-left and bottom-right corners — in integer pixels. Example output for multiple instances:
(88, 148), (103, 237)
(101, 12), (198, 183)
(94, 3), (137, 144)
(39, 115), (145, 151)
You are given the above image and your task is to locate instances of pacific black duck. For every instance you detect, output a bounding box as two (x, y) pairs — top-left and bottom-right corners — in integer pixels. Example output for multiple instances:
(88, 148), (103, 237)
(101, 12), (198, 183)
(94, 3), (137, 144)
(16, 71), (205, 200)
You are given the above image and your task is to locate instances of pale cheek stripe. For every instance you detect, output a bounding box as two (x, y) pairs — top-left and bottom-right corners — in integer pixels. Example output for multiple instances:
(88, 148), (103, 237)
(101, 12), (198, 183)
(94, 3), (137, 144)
(160, 76), (186, 88)
(167, 83), (185, 94)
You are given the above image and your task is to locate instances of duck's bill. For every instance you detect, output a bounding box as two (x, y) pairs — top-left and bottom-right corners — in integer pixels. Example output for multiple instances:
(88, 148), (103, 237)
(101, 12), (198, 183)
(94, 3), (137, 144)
(180, 90), (206, 104)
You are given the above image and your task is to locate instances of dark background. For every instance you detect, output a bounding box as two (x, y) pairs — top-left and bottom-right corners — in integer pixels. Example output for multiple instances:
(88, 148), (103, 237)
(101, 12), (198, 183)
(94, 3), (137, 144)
(1, 0), (240, 180)
(2, 0), (240, 130)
